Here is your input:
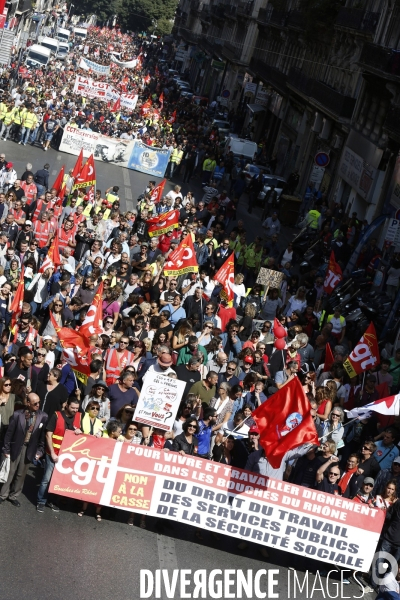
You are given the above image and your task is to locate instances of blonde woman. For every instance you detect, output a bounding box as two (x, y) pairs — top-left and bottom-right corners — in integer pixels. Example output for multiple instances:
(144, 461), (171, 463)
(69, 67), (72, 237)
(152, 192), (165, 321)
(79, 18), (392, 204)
(230, 273), (246, 309)
(239, 303), (257, 341)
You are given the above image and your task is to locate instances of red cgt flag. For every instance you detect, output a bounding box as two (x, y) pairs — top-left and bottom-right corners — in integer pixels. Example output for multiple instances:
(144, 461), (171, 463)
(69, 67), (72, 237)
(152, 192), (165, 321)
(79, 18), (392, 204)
(50, 312), (91, 383)
(71, 148), (84, 180)
(163, 234), (198, 277)
(73, 154), (96, 189)
(10, 266), (25, 331)
(169, 110), (176, 124)
(324, 251), (342, 294)
(78, 281), (104, 339)
(323, 343), (335, 372)
(150, 178), (166, 203)
(147, 210), (179, 238)
(159, 92), (164, 109)
(343, 322), (380, 378)
(39, 232), (61, 273)
(52, 166), (65, 196)
(214, 253), (235, 302)
(252, 377), (318, 469)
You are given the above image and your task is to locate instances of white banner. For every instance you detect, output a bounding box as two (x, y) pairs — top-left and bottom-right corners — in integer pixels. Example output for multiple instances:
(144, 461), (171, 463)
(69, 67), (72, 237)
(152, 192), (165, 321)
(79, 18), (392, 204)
(110, 54), (138, 68)
(59, 125), (135, 167)
(73, 75), (114, 101)
(73, 76), (137, 111)
(134, 372), (185, 431)
(79, 57), (111, 75)
(120, 93), (138, 111)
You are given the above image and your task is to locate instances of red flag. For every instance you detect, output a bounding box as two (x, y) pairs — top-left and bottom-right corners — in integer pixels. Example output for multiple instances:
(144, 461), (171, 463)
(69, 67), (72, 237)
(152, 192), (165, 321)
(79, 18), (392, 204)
(323, 343), (335, 372)
(144, 74), (151, 84)
(147, 210), (180, 238)
(78, 281), (104, 339)
(343, 322), (380, 378)
(73, 154), (96, 189)
(10, 267), (25, 331)
(50, 312), (91, 383)
(163, 234), (198, 277)
(214, 253), (235, 302)
(150, 178), (166, 203)
(111, 96), (121, 113)
(323, 251), (342, 294)
(71, 148), (84, 180)
(169, 110), (176, 124)
(159, 92), (164, 109)
(140, 98), (152, 116)
(253, 377), (318, 469)
(39, 232), (61, 273)
(52, 166), (65, 196)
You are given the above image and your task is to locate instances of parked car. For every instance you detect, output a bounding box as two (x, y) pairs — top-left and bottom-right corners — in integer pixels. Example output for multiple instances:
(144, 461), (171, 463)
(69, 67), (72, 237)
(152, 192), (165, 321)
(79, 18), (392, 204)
(258, 175), (287, 205)
(242, 164), (272, 186)
(211, 119), (231, 138)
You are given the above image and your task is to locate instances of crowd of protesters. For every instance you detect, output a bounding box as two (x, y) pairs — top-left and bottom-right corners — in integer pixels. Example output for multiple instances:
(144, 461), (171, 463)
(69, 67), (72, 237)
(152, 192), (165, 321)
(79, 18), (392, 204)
(1, 23), (400, 594)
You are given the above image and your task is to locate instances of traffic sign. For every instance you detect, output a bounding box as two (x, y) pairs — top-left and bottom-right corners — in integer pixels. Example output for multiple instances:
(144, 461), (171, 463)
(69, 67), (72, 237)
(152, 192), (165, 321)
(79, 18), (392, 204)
(314, 152), (330, 167)
(221, 89), (230, 98)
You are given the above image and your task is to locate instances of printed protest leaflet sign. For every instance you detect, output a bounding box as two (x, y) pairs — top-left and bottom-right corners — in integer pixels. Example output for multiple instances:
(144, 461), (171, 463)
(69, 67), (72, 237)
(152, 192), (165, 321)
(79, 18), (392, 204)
(134, 372), (185, 431)
(79, 57), (111, 75)
(50, 432), (384, 570)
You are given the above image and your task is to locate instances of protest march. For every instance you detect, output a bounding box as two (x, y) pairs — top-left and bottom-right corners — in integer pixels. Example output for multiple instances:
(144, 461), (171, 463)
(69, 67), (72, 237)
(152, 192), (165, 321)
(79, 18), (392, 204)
(0, 18), (400, 598)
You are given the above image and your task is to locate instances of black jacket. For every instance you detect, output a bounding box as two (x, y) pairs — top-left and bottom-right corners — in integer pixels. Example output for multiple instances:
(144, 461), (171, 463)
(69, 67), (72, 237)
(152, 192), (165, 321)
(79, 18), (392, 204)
(384, 500), (400, 545)
(171, 432), (198, 455)
(2, 409), (48, 462)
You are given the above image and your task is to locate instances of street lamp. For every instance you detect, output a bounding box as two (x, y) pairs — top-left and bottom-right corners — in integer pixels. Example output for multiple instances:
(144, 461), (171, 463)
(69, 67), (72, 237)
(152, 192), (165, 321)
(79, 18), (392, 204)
(67, 3), (74, 21)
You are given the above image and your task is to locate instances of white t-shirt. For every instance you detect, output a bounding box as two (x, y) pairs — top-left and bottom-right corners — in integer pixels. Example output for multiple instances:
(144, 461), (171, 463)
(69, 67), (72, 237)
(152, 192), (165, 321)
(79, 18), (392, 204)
(329, 316), (346, 334)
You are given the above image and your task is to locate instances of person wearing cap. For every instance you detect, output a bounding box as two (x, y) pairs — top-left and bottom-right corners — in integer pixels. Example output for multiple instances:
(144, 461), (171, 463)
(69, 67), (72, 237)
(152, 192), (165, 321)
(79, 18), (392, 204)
(81, 380), (110, 424)
(351, 477), (376, 505)
(142, 351), (175, 383)
(0, 162), (17, 193)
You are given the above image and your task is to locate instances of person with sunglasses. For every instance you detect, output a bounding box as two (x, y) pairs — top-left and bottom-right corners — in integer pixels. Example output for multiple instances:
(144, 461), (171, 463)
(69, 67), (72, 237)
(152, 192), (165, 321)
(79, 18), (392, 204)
(77, 401), (103, 521)
(0, 377), (16, 445)
(0, 393), (47, 508)
(82, 380), (110, 424)
(318, 407), (345, 448)
(171, 418), (199, 456)
(315, 463), (342, 495)
(352, 477), (376, 506)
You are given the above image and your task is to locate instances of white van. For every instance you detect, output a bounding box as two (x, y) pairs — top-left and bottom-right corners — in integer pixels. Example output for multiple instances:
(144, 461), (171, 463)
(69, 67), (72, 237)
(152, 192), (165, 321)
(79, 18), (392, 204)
(224, 136), (257, 162)
(74, 27), (88, 41)
(40, 36), (59, 55)
(57, 41), (69, 60)
(56, 27), (70, 43)
(25, 44), (52, 69)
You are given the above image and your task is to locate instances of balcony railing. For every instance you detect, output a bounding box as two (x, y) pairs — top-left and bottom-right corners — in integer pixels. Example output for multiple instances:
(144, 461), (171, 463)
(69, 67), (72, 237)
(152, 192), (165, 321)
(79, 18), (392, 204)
(359, 42), (400, 77)
(200, 5), (211, 22)
(210, 4), (225, 19)
(257, 7), (288, 26)
(237, 1), (254, 16)
(288, 67), (356, 119)
(384, 106), (400, 140)
(250, 57), (288, 93)
(222, 40), (243, 61)
(287, 10), (305, 29)
(335, 7), (380, 34)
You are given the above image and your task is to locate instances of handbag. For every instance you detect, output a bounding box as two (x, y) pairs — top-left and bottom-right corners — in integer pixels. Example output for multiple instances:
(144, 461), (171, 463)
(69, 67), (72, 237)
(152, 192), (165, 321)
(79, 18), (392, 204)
(0, 454), (10, 483)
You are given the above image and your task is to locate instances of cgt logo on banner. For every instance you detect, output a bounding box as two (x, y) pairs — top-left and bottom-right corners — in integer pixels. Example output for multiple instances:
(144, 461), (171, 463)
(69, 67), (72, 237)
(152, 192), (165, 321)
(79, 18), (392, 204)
(50, 432), (384, 569)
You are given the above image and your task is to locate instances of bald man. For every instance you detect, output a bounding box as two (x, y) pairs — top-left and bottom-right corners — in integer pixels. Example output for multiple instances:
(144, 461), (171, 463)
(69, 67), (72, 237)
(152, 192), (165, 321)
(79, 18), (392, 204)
(0, 393), (48, 506)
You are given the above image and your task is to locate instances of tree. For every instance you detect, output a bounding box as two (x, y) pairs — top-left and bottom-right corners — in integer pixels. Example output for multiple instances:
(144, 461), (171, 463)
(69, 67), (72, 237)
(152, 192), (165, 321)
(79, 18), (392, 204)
(71, 0), (118, 24)
(116, 0), (178, 33)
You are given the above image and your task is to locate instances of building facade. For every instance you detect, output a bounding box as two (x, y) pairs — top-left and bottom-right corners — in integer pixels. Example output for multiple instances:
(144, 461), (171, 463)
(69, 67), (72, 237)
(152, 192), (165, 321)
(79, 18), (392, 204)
(174, 0), (400, 222)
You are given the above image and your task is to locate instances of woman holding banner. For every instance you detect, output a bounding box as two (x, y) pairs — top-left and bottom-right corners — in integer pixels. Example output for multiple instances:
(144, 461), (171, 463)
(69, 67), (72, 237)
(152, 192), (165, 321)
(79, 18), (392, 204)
(77, 401), (104, 521)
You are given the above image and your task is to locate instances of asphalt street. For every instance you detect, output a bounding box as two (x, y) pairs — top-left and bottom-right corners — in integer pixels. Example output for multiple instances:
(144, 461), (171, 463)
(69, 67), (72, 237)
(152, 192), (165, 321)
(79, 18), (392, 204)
(0, 140), (369, 600)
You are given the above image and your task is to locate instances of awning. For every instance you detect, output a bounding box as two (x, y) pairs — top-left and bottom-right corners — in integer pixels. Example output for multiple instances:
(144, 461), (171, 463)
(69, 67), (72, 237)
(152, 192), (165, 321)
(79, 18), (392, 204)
(247, 103), (266, 113)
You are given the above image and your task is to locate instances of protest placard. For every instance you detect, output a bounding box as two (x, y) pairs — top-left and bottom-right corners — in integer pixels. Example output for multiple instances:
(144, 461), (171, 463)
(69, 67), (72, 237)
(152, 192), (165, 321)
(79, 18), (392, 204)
(134, 372), (185, 431)
(256, 268), (284, 289)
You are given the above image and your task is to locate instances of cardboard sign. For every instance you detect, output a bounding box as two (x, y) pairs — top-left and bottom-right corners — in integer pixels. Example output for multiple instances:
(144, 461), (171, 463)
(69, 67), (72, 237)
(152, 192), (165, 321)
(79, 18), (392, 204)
(134, 372), (185, 432)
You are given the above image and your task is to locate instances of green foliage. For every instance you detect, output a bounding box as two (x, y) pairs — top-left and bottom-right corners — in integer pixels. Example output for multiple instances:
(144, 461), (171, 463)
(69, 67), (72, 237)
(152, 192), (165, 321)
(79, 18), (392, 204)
(116, 0), (178, 33)
(73, 0), (117, 23)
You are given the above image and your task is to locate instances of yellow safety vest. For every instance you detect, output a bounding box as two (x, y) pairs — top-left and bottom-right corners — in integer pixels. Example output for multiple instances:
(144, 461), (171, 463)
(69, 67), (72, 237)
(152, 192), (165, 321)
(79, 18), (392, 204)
(0, 103), (7, 120)
(12, 107), (26, 125)
(170, 149), (183, 164)
(22, 112), (37, 129)
(3, 109), (14, 126)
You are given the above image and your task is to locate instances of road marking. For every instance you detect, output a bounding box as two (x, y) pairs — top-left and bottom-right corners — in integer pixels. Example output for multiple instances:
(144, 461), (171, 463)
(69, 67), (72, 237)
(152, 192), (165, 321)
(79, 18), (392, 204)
(157, 535), (178, 600)
(125, 200), (134, 210)
(123, 169), (130, 186)
(57, 155), (61, 161)
(125, 187), (132, 200)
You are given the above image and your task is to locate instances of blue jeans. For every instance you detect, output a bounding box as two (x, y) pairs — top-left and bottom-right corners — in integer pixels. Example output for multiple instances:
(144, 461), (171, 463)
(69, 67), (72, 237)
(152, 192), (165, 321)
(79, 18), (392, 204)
(29, 126), (39, 143)
(380, 539), (400, 562)
(37, 454), (56, 505)
(19, 127), (32, 144)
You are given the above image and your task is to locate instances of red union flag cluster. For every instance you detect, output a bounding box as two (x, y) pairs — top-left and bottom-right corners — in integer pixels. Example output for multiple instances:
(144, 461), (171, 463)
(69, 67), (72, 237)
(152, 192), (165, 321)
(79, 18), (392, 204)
(150, 178), (166, 203)
(147, 210), (179, 237)
(323, 251), (342, 294)
(343, 322), (380, 378)
(72, 154), (96, 189)
(163, 234), (198, 276)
